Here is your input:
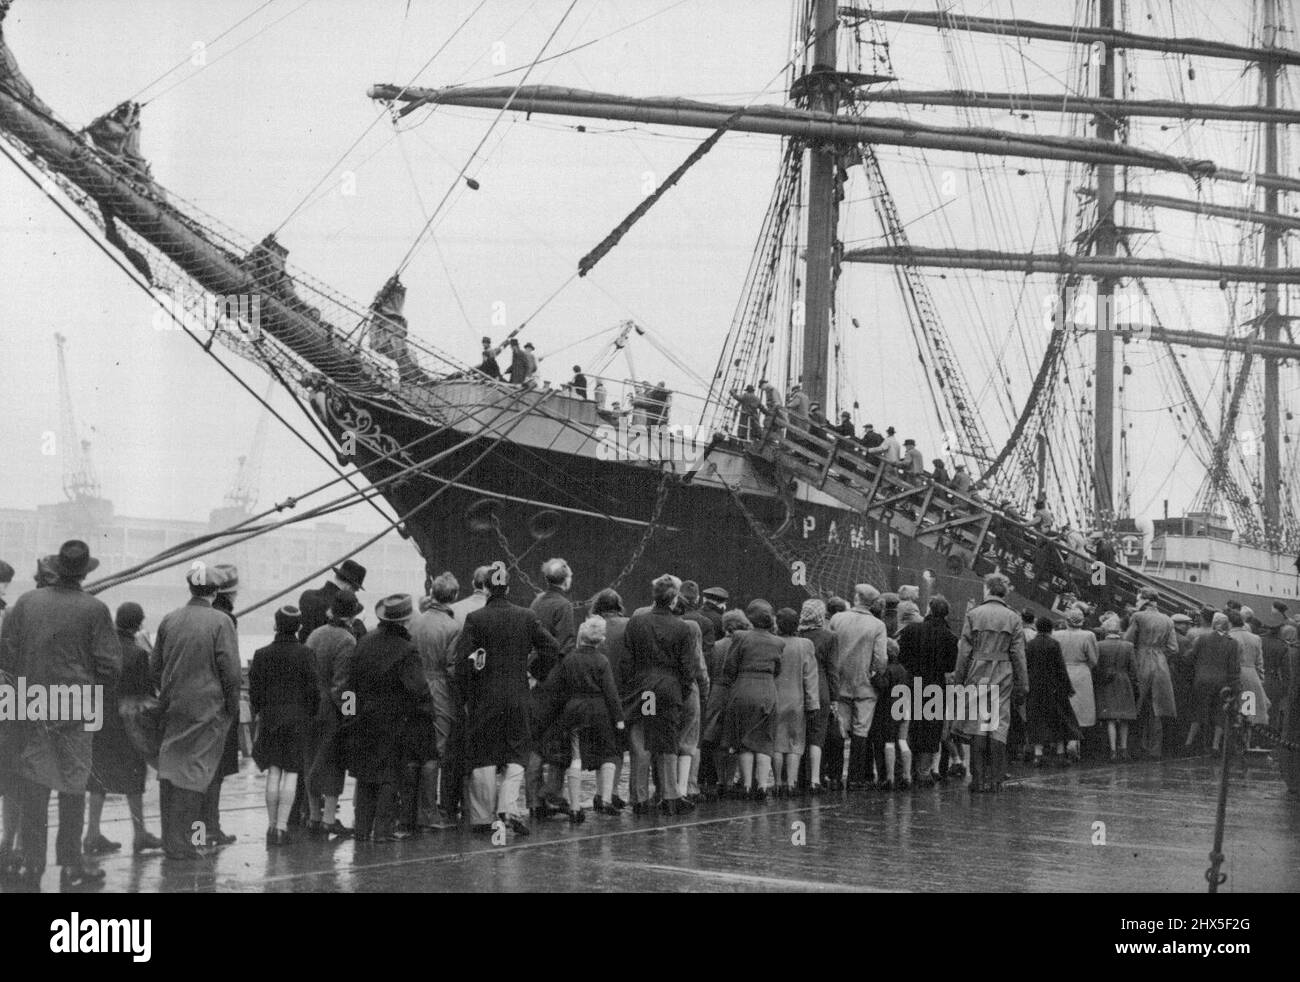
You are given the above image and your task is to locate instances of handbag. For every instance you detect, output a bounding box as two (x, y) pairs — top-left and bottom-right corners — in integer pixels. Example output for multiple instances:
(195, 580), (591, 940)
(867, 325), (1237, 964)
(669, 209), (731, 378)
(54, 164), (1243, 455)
(118, 694), (163, 767)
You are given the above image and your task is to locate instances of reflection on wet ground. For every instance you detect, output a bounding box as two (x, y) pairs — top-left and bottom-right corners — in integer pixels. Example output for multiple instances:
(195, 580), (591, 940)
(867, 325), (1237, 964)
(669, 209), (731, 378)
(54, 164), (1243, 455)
(4, 754), (1296, 892)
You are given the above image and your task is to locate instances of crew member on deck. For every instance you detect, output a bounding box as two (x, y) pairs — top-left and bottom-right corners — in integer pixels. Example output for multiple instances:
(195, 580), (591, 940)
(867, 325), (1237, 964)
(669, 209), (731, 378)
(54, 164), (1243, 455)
(478, 337), (501, 380)
(570, 366), (588, 400)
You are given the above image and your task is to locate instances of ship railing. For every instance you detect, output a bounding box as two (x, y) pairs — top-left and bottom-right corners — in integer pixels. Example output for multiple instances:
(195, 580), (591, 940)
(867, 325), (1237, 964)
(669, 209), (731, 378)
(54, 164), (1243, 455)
(750, 411), (1203, 614)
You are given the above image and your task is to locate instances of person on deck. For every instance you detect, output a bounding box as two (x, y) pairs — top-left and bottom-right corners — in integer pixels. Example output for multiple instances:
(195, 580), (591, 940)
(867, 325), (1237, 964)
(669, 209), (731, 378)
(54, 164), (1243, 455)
(869, 426), (901, 464)
(1123, 588), (1179, 760)
(454, 564), (561, 836)
(152, 560), (240, 862)
(522, 342), (540, 386)
(249, 606), (318, 846)
(730, 386), (762, 441)
(786, 382), (810, 420)
(950, 463), (973, 494)
(0, 541), (119, 889)
(624, 574), (697, 816)
(1029, 498), (1055, 534)
(835, 412), (855, 438)
(83, 602), (163, 858)
(860, 423), (884, 452)
(477, 337), (501, 380)
(898, 438), (925, 475)
(931, 459), (951, 485)
(506, 339), (529, 385)
(950, 573), (1028, 793)
(570, 366), (588, 400)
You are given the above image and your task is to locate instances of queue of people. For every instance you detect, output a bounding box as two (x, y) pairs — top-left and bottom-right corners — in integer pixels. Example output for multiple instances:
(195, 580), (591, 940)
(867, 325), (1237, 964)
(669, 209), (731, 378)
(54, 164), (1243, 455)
(3, 542), (1297, 892)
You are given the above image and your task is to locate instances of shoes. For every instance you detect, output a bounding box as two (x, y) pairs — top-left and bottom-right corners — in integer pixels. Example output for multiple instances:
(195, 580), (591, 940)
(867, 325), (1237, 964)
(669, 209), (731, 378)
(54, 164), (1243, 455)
(470, 823), (494, 835)
(210, 830), (237, 847)
(499, 813), (530, 837)
(878, 779), (895, 792)
(306, 820), (326, 837)
(59, 865), (106, 890)
(1119, 748), (1130, 761)
(593, 796), (621, 815)
(808, 783), (823, 796)
(569, 808), (586, 825)
(322, 821), (352, 839)
(132, 832), (164, 854)
(631, 802), (652, 817)
(948, 763), (967, 779)
(749, 788), (768, 803)
(897, 777), (911, 791)
(82, 834), (121, 856)
(611, 795), (627, 809)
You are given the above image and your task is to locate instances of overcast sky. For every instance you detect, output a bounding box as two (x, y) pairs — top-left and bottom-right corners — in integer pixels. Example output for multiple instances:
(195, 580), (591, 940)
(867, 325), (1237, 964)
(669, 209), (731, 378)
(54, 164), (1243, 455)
(2, 0), (1295, 538)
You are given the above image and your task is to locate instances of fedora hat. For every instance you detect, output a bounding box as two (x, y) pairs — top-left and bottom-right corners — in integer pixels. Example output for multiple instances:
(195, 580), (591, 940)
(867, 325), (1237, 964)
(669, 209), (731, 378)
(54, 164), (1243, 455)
(212, 564), (239, 593)
(376, 593), (414, 623)
(50, 540), (99, 578)
(702, 586), (729, 602)
(333, 559), (367, 591)
(329, 588), (362, 620)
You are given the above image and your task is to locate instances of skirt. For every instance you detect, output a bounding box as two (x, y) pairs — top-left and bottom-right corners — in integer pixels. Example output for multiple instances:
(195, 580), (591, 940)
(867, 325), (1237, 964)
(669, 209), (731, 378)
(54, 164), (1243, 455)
(721, 676), (777, 756)
(1239, 666), (1269, 722)
(805, 707), (832, 749)
(1095, 672), (1137, 721)
(1066, 663), (1097, 728)
(253, 718), (309, 773)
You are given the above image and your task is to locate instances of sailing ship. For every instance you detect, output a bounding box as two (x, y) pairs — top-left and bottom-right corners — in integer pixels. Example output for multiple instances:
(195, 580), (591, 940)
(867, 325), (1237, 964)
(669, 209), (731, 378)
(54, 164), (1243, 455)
(2, 0), (1296, 617)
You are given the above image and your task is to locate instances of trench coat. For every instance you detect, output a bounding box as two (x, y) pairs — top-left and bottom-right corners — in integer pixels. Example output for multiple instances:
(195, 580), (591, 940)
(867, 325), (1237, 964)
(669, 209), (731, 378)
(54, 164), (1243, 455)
(773, 635), (819, 754)
(411, 603), (461, 759)
(951, 596), (1028, 744)
(1024, 634), (1080, 746)
(0, 584), (120, 794)
(1229, 628), (1270, 723)
(1057, 627), (1099, 728)
(623, 605), (696, 754)
(1094, 635), (1138, 721)
(1124, 606), (1178, 718)
(896, 614), (958, 753)
(151, 597), (241, 793)
(341, 624), (433, 784)
(720, 628), (783, 755)
(453, 595), (560, 768)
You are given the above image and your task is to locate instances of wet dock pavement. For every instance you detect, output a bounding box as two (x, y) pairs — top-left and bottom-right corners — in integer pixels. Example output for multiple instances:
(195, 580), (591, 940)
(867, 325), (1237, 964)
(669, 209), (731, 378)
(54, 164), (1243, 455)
(6, 754), (1297, 893)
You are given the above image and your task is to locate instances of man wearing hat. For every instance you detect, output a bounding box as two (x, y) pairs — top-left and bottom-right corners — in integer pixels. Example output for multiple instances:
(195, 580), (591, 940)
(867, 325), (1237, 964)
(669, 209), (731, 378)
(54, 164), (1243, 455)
(477, 337), (501, 380)
(454, 563), (562, 835)
(834, 412), (855, 439)
(786, 382), (810, 420)
(860, 423), (884, 451)
(1123, 588), (1179, 759)
(304, 588), (362, 837)
(700, 587), (728, 639)
(1259, 608), (1289, 732)
(0, 541), (120, 888)
(412, 572), (462, 831)
(298, 559), (367, 645)
(898, 438), (924, 475)
(950, 462), (972, 494)
(151, 560), (241, 861)
(204, 563), (242, 847)
(868, 426), (901, 464)
(341, 594), (433, 842)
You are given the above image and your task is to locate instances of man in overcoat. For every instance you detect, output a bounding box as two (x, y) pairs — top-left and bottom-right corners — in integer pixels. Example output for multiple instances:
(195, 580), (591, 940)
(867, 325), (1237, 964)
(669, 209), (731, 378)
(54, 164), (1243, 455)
(453, 563), (560, 835)
(297, 560), (367, 643)
(151, 561), (241, 860)
(0, 541), (119, 888)
(623, 574), (697, 815)
(828, 584), (888, 790)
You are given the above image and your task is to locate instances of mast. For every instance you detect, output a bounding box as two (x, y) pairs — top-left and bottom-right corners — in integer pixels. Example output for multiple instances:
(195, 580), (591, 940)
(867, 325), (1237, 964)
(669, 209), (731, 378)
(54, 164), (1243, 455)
(1262, 0), (1282, 539)
(1094, 0), (1118, 523)
(801, 0), (839, 409)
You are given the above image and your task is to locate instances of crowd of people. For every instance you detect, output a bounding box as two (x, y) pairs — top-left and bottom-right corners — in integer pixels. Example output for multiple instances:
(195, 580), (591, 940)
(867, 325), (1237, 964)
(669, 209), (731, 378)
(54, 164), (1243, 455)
(1, 543), (1297, 891)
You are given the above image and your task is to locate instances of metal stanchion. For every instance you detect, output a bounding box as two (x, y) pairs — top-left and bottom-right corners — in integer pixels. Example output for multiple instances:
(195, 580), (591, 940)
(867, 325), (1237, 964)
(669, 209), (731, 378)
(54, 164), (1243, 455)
(1205, 684), (1239, 894)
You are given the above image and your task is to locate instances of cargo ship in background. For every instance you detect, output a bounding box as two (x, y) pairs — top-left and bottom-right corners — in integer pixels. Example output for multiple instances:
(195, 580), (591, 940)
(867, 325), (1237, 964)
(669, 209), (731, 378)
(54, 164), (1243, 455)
(3, 0), (1298, 621)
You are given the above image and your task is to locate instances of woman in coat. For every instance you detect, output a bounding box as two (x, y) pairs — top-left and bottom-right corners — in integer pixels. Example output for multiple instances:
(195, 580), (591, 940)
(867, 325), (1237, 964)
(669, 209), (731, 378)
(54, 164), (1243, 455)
(897, 596), (959, 785)
(1024, 617), (1080, 764)
(701, 609), (749, 798)
(343, 595), (434, 842)
(303, 588), (360, 838)
(250, 606), (319, 846)
(1185, 613), (1241, 752)
(720, 606), (783, 800)
(1227, 611), (1269, 746)
(797, 600), (836, 794)
(772, 608), (819, 797)
(537, 617), (625, 820)
(1094, 615), (1138, 760)
(83, 602), (163, 856)
(1056, 607), (1099, 759)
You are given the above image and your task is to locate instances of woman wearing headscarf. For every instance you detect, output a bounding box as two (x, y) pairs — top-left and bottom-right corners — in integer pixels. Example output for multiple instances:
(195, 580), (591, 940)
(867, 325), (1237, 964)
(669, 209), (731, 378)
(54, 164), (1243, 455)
(772, 608), (818, 797)
(1227, 610), (1269, 747)
(1184, 612), (1241, 753)
(1056, 607), (1099, 760)
(720, 605), (782, 800)
(797, 600), (836, 794)
(1278, 624), (1300, 796)
(1024, 617), (1080, 766)
(249, 606), (319, 846)
(1094, 615), (1138, 760)
(83, 602), (163, 857)
(701, 609), (749, 798)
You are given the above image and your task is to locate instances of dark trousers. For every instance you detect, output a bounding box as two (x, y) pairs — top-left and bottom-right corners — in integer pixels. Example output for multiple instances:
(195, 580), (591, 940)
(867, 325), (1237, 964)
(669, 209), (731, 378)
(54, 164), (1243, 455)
(354, 781), (397, 839)
(847, 735), (871, 787)
(821, 725), (844, 785)
(399, 760), (437, 829)
(201, 773), (225, 835)
(698, 742), (719, 788)
(160, 779), (205, 858)
(440, 738), (465, 818)
(15, 779), (82, 873)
